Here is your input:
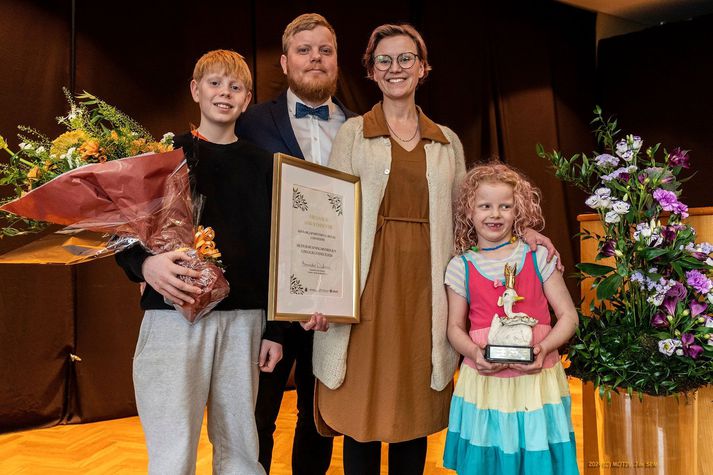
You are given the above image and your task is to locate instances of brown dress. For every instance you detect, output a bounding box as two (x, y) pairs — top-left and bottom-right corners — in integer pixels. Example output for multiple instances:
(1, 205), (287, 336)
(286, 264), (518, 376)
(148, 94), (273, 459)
(317, 104), (452, 442)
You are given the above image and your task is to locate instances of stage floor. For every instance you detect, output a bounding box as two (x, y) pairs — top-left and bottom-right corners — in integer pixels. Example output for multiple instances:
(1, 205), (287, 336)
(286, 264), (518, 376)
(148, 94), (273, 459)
(0, 379), (583, 474)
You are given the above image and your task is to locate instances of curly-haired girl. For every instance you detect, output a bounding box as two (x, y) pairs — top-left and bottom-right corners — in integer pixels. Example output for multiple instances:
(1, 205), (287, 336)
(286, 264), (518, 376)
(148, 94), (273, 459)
(443, 161), (579, 475)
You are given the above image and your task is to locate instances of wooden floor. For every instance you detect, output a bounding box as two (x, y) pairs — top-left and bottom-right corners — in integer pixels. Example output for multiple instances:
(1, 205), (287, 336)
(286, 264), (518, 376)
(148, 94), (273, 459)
(0, 379), (583, 474)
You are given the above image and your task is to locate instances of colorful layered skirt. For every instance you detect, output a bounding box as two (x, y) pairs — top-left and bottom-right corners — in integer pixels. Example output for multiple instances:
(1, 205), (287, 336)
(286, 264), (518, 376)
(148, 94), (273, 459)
(443, 361), (579, 475)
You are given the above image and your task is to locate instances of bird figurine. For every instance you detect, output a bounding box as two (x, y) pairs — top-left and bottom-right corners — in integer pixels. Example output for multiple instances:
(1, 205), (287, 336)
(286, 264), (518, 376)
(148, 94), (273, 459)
(487, 262), (538, 347)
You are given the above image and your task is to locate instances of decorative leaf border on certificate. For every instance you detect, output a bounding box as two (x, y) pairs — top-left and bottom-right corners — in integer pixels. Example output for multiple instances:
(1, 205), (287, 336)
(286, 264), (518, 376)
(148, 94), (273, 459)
(292, 187), (309, 211)
(290, 273), (308, 295)
(326, 192), (343, 216)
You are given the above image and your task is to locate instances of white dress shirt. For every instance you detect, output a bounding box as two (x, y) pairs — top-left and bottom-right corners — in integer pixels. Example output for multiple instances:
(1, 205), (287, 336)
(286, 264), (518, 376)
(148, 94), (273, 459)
(286, 88), (346, 166)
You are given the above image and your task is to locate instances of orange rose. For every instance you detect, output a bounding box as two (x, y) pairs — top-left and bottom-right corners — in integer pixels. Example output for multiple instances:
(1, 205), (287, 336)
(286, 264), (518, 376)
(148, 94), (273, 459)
(79, 139), (100, 159)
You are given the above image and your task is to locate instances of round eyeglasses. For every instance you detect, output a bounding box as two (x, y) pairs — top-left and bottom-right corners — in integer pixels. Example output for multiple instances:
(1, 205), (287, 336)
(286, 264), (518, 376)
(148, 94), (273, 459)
(373, 52), (419, 71)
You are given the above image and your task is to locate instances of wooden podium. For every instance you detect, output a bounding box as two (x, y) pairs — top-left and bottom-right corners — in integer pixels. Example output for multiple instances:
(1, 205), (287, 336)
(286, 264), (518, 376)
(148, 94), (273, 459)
(578, 207), (713, 474)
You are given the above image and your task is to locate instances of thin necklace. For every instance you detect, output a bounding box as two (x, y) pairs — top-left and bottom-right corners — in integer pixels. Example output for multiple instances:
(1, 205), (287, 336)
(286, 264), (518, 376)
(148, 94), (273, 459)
(471, 236), (517, 252)
(385, 117), (419, 142)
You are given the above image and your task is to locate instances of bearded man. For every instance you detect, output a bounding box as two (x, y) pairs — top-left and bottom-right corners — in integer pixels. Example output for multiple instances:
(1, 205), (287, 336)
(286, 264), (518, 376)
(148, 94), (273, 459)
(235, 13), (356, 475)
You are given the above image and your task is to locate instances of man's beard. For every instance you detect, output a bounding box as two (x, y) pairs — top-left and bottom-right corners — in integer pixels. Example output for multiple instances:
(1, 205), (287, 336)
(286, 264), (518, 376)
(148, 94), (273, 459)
(287, 71), (338, 105)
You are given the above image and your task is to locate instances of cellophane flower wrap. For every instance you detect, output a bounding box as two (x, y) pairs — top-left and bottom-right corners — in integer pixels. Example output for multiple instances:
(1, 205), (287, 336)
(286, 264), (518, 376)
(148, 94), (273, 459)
(537, 107), (713, 397)
(0, 90), (228, 323)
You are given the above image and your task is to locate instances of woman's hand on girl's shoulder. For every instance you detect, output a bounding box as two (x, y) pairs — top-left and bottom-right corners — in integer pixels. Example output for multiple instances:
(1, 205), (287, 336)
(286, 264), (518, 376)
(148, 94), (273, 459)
(472, 343), (508, 375)
(509, 344), (547, 374)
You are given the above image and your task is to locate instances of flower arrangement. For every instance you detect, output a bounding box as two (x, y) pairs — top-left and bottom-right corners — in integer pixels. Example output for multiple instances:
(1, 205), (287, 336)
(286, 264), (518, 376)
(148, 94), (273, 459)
(0, 90), (227, 323)
(0, 88), (174, 236)
(537, 107), (713, 397)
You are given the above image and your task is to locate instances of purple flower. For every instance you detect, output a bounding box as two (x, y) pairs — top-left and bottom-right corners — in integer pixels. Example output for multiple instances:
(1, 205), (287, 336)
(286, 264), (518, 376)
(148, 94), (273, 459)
(653, 188), (688, 217)
(672, 201), (689, 218)
(653, 188), (678, 208)
(595, 153), (619, 168)
(691, 251), (709, 261)
(666, 281), (687, 300)
(661, 225), (678, 242)
(686, 270), (713, 294)
(681, 333), (704, 359)
(600, 239), (616, 257)
(690, 300), (707, 317)
(669, 148), (690, 168)
(651, 312), (669, 328)
(662, 296), (678, 316)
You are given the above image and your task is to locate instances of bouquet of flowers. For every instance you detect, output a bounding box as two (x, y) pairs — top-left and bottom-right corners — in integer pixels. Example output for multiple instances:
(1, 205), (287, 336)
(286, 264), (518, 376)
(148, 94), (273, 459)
(0, 90), (228, 323)
(537, 107), (713, 397)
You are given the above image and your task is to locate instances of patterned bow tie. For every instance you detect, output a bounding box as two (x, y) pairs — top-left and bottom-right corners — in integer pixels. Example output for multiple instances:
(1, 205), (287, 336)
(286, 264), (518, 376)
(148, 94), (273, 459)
(295, 102), (329, 120)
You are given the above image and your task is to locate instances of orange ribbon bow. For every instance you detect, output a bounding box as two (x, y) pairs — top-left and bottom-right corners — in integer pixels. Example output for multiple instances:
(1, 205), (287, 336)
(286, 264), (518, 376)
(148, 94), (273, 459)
(193, 226), (221, 259)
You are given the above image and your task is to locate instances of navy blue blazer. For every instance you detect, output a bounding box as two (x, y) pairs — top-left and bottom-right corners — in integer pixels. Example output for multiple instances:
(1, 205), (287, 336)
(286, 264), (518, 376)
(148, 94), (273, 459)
(236, 90), (357, 158)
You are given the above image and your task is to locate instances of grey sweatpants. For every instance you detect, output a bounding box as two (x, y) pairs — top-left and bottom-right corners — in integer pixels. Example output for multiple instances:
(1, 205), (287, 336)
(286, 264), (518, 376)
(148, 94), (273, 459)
(133, 309), (265, 475)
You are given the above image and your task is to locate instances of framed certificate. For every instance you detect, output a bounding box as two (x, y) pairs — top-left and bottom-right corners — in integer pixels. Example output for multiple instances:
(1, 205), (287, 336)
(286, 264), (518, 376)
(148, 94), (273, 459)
(268, 153), (361, 323)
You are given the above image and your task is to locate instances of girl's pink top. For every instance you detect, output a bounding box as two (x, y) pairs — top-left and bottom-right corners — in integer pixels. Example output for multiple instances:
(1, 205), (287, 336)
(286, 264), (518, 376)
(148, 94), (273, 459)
(462, 250), (560, 378)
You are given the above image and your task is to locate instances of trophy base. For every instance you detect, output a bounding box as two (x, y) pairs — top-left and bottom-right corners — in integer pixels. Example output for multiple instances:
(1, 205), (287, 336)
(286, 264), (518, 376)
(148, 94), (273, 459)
(485, 344), (534, 364)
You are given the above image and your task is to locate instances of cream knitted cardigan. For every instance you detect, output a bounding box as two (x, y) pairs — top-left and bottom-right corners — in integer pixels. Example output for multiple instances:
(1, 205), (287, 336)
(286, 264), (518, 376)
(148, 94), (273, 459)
(312, 116), (466, 391)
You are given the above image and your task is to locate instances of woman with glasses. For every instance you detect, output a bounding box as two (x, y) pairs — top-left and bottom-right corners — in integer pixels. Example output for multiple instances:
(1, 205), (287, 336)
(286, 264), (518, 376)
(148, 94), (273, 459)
(311, 23), (463, 474)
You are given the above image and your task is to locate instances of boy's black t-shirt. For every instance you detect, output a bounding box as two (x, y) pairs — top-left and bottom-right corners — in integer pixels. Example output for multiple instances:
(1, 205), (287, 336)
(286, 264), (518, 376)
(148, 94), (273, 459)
(115, 132), (281, 340)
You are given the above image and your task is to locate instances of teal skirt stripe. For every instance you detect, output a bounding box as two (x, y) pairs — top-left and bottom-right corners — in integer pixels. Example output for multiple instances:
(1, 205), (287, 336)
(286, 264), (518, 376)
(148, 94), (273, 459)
(447, 395), (574, 453)
(443, 430), (579, 475)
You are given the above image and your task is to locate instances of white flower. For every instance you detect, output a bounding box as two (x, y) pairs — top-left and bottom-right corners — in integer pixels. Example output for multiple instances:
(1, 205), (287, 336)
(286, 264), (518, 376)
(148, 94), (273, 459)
(593, 188), (612, 209)
(708, 293), (713, 305)
(615, 139), (628, 156)
(586, 195), (602, 209)
(605, 210), (621, 223)
(707, 258), (713, 267)
(612, 201), (630, 215)
(705, 317), (713, 329)
(675, 348), (684, 356)
(658, 338), (678, 356)
(630, 135), (643, 152)
(620, 149), (634, 162)
(595, 187), (612, 199)
(19, 142), (32, 150)
(161, 132), (174, 144)
(635, 223), (652, 239)
(35, 146), (46, 154)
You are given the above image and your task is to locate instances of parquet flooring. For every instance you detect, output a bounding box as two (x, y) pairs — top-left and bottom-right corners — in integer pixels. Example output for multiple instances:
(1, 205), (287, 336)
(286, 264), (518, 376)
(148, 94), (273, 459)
(0, 379), (583, 474)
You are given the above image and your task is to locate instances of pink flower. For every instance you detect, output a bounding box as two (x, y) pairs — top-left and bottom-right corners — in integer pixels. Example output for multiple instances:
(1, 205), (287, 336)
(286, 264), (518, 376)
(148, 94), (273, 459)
(669, 148), (690, 169)
(681, 333), (704, 359)
(651, 312), (669, 328)
(689, 300), (707, 317)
